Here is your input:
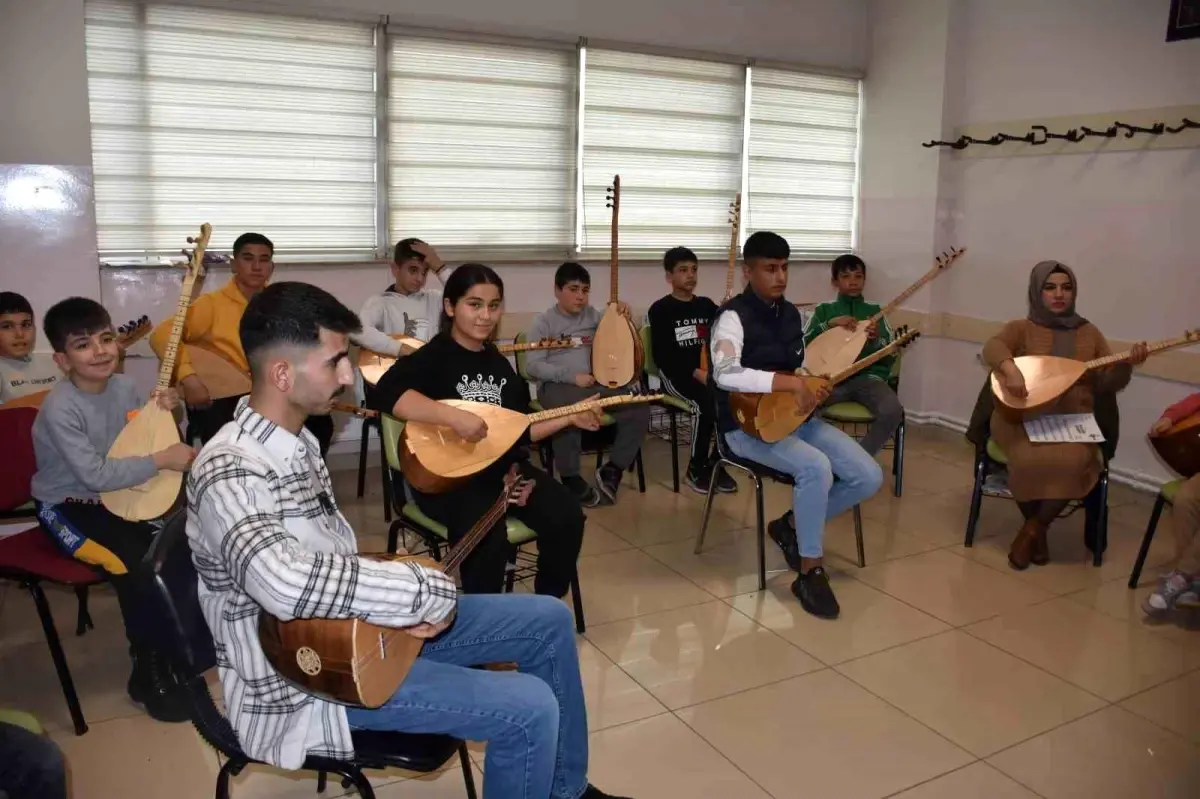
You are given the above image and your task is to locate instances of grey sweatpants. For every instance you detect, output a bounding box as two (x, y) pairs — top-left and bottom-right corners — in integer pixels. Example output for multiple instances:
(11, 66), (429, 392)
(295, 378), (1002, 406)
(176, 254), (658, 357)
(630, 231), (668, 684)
(537, 382), (652, 478)
(826, 374), (904, 456)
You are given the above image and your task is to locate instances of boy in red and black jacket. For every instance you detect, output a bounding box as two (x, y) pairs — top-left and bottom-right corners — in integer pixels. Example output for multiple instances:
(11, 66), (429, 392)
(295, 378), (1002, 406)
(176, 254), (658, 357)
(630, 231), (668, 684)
(647, 247), (736, 494)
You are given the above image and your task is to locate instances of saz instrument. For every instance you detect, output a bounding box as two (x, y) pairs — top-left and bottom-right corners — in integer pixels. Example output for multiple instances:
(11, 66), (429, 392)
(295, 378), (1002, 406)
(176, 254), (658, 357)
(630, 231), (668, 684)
(400, 392), (663, 493)
(803, 247), (966, 376)
(1150, 411), (1200, 478)
(0, 316), (152, 410)
(358, 337), (591, 387)
(259, 467), (527, 707)
(591, 175), (644, 388)
(331, 402), (379, 420)
(698, 193), (740, 383)
(731, 327), (921, 443)
(103, 225), (212, 521)
(991, 329), (1200, 411)
(184, 344), (251, 401)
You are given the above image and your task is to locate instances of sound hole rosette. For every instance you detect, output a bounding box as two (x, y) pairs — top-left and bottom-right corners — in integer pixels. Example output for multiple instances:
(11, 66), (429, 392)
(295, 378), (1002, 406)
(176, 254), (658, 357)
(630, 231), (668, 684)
(295, 646), (323, 676)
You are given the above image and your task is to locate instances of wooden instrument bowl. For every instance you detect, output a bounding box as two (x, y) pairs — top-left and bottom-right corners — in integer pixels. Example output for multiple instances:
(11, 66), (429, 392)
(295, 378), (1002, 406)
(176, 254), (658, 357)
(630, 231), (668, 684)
(258, 553), (441, 708)
(803, 326), (868, 377)
(730, 376), (826, 443)
(101, 403), (183, 521)
(591, 304), (643, 388)
(359, 352), (394, 387)
(185, 345), (252, 400)
(402, 400), (531, 481)
(1151, 413), (1200, 478)
(990, 354), (1088, 410)
(398, 428), (461, 494)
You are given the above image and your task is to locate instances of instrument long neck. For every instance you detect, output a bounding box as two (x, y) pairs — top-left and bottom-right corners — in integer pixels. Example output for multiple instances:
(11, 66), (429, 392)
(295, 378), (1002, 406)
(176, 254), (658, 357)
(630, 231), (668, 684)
(610, 208), (619, 304)
(873, 266), (941, 323)
(526, 395), (646, 424)
(156, 269), (203, 390)
(443, 489), (510, 573)
(1084, 334), (1196, 370)
(829, 339), (905, 384)
(725, 209), (739, 301)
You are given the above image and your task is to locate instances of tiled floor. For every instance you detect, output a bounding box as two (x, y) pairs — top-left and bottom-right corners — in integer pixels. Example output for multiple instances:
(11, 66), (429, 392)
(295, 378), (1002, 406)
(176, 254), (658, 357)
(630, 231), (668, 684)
(2, 425), (1198, 798)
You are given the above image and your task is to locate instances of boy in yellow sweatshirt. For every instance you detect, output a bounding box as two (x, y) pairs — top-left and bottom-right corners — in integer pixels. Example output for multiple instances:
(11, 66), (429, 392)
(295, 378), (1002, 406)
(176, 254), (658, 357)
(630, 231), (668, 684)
(149, 232), (334, 453)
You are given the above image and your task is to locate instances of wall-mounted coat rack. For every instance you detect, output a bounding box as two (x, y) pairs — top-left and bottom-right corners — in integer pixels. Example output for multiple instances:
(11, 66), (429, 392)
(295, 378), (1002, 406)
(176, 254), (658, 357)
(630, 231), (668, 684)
(922, 104), (1200, 158)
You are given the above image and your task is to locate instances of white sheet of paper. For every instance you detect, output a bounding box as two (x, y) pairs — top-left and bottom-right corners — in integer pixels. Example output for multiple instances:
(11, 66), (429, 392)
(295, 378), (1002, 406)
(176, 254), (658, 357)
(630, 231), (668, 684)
(1024, 413), (1106, 444)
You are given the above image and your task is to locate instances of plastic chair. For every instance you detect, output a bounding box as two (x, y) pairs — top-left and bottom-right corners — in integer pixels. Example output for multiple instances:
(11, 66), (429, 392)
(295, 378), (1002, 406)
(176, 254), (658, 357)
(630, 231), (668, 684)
(512, 333), (646, 493)
(141, 511), (478, 799)
(638, 324), (695, 493)
(355, 383), (392, 523)
(1128, 478), (1186, 588)
(963, 437), (1110, 566)
(0, 406), (101, 736)
(379, 415), (586, 634)
(820, 354), (906, 496)
(693, 398), (866, 591)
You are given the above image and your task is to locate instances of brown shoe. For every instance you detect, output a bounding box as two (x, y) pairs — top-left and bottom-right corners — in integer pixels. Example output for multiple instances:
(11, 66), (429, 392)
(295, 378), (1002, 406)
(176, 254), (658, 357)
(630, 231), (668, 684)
(1031, 526), (1050, 566)
(1008, 520), (1041, 571)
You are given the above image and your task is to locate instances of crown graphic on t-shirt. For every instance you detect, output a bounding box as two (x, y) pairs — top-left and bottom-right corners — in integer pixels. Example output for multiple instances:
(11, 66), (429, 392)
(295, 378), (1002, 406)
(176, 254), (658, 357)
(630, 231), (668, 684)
(456, 373), (507, 405)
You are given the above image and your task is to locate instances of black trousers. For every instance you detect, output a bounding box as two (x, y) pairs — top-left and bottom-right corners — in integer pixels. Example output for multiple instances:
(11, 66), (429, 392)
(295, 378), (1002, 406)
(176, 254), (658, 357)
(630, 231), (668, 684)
(36, 502), (214, 669)
(661, 374), (717, 472)
(187, 395), (335, 456)
(413, 461), (585, 598)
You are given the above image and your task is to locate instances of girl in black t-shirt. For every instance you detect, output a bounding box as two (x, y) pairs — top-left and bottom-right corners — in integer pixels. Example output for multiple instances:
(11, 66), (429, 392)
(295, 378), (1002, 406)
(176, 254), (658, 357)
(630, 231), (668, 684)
(371, 264), (601, 597)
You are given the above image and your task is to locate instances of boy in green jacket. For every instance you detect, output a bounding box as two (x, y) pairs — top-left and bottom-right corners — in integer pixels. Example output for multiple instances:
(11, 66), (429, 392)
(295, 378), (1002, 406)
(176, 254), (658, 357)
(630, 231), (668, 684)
(803, 254), (904, 455)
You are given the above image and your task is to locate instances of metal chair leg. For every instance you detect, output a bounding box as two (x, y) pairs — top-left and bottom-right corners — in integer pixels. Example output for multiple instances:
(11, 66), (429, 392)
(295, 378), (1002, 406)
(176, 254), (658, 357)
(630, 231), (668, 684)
(635, 450), (646, 493)
(356, 422), (370, 498)
(1092, 471), (1109, 568)
(378, 431), (392, 523)
(1129, 493), (1168, 589)
(316, 770), (327, 794)
(75, 585), (94, 636)
(892, 416), (905, 497)
(215, 759), (236, 799)
(669, 410), (680, 493)
(693, 459), (724, 554)
(964, 451), (989, 547)
(459, 743), (479, 799)
(343, 768), (374, 799)
(853, 505), (865, 568)
(570, 570), (586, 633)
(27, 580), (87, 735)
(754, 474), (767, 591)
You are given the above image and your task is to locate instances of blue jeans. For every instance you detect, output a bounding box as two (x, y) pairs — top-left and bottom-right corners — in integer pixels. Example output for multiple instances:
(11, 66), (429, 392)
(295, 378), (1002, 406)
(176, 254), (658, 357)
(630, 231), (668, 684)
(346, 594), (587, 799)
(0, 721), (67, 799)
(726, 417), (883, 557)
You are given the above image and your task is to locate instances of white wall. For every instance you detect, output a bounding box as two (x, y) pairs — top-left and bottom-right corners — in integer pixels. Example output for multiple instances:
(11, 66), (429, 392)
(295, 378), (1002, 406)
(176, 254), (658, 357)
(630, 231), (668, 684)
(912, 0), (1200, 485)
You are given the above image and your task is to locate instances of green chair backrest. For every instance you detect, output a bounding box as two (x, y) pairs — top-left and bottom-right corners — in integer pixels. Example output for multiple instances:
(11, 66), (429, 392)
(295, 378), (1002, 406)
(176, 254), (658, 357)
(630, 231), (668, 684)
(513, 331), (532, 381)
(380, 414), (405, 474)
(639, 325), (658, 377)
(889, 349), (903, 381)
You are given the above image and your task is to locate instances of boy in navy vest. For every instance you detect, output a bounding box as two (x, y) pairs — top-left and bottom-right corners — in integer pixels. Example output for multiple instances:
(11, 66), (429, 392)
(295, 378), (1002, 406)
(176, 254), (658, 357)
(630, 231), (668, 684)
(710, 232), (883, 618)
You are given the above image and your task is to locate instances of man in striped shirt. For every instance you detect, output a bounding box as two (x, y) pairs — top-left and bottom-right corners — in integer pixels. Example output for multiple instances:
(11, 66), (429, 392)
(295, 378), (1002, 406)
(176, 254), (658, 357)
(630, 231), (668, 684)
(187, 282), (628, 799)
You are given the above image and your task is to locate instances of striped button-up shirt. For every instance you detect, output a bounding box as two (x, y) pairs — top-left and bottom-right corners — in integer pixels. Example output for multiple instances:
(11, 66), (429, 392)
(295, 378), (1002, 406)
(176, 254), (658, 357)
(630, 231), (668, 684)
(187, 400), (458, 769)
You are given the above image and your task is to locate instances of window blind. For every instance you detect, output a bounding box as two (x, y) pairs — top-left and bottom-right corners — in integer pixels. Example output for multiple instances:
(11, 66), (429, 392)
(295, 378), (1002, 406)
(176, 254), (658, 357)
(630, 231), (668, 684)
(85, 1), (378, 258)
(580, 49), (745, 256)
(387, 36), (576, 257)
(746, 67), (861, 257)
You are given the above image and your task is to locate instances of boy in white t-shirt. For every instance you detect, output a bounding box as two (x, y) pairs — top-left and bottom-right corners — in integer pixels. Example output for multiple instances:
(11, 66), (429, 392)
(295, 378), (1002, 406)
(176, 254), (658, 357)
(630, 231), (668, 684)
(0, 292), (61, 404)
(353, 238), (448, 356)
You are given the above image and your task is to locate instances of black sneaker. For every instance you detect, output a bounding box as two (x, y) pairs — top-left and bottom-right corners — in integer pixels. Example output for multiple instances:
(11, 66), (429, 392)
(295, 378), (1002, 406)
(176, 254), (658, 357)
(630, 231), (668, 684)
(767, 511), (801, 571)
(792, 567), (840, 619)
(563, 475), (601, 508)
(127, 648), (190, 723)
(595, 462), (623, 504)
(683, 463), (712, 495)
(713, 467), (738, 494)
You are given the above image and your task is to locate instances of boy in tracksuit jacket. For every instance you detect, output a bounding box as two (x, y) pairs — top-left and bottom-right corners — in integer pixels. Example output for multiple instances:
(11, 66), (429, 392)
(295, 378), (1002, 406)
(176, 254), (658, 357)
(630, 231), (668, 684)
(803, 254), (904, 456)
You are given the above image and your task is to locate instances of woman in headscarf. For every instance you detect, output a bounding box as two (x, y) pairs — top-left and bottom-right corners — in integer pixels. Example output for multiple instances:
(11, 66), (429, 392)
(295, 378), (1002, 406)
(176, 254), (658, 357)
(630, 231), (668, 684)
(984, 260), (1148, 570)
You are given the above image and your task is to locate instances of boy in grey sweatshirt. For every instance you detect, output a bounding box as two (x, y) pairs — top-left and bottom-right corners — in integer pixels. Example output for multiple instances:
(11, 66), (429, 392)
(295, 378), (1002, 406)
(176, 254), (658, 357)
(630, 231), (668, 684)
(31, 297), (199, 723)
(526, 263), (650, 507)
(353, 238), (448, 357)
